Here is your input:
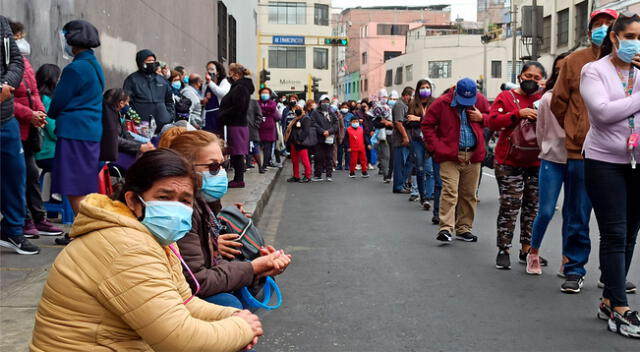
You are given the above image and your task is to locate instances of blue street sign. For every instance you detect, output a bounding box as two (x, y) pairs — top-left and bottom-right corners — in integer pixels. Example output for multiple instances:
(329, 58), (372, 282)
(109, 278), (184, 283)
(272, 35), (305, 45)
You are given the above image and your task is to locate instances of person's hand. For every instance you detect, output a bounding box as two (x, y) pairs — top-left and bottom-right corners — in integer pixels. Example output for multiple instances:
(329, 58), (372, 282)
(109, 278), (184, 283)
(632, 53), (640, 69)
(205, 73), (212, 83)
(323, 130), (329, 137)
(251, 249), (291, 278)
(370, 131), (375, 137)
(243, 336), (260, 351)
(235, 202), (252, 218)
(347, 148), (351, 152)
(466, 107), (483, 123)
(260, 249), (292, 277)
(401, 137), (410, 147)
(383, 119), (393, 127)
(367, 145), (372, 150)
(0, 84), (14, 103)
(31, 111), (47, 127)
(218, 233), (243, 259)
(518, 108), (537, 120)
(233, 310), (263, 345)
(407, 114), (421, 122)
(139, 142), (155, 153)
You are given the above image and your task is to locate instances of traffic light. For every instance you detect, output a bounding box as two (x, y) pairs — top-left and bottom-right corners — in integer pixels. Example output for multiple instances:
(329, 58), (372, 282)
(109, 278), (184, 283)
(259, 69), (271, 88)
(324, 37), (348, 46)
(311, 77), (320, 92)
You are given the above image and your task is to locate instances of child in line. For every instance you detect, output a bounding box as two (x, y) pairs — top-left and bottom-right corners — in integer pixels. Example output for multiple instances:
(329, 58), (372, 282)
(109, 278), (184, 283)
(347, 119), (371, 178)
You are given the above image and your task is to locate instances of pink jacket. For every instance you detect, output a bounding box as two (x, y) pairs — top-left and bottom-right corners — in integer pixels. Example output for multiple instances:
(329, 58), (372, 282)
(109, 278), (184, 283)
(13, 56), (45, 141)
(536, 91), (567, 164)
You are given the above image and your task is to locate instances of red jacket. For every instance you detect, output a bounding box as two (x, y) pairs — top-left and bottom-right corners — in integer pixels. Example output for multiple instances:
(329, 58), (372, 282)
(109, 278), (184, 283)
(487, 89), (541, 167)
(14, 57), (45, 141)
(421, 91), (490, 164)
(347, 125), (367, 151)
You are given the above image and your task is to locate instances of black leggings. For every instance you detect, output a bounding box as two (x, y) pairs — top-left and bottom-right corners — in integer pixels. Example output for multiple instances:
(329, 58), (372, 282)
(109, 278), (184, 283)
(230, 155), (245, 182)
(261, 141), (274, 169)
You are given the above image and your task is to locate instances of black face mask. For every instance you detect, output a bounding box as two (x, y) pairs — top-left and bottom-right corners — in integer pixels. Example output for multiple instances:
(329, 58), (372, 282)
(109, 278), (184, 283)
(227, 77), (235, 84)
(294, 109), (303, 117)
(289, 101), (297, 107)
(520, 80), (539, 95)
(142, 61), (159, 74)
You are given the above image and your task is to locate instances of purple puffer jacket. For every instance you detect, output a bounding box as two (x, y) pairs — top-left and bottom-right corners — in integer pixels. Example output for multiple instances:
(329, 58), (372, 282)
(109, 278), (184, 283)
(258, 99), (281, 142)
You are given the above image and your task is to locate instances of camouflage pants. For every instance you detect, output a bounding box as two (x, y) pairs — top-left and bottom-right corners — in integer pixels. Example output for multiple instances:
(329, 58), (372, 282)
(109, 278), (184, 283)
(495, 163), (540, 248)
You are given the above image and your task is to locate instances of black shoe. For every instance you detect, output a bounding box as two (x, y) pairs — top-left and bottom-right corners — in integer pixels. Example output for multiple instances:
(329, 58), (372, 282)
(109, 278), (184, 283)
(431, 216), (439, 225)
(598, 300), (613, 321)
(561, 275), (585, 294)
(422, 200), (432, 211)
(456, 232), (478, 242)
(518, 250), (548, 266)
(0, 234), (40, 255)
(301, 177), (311, 183)
(246, 164), (255, 169)
(597, 280), (637, 294)
(608, 310), (640, 338)
(496, 249), (511, 270)
(408, 194), (419, 202)
(259, 168), (266, 174)
(361, 172), (369, 178)
(287, 177), (300, 183)
(55, 233), (72, 245)
(349, 172), (356, 178)
(436, 230), (453, 243)
(383, 178), (391, 184)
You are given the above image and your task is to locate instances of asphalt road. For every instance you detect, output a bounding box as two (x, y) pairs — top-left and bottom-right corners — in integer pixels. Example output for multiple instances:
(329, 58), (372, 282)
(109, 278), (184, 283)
(257, 166), (639, 352)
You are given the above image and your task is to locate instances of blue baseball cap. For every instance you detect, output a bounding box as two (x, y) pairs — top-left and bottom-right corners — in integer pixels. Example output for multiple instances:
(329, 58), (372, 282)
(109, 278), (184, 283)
(454, 78), (477, 106)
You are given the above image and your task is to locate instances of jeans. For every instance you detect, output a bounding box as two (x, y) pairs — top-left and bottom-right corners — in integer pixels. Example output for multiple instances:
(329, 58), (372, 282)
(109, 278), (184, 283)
(337, 138), (350, 169)
(377, 140), (390, 176)
(563, 159), (592, 277)
(433, 162), (442, 217)
(531, 160), (567, 249)
(585, 159), (640, 308)
(260, 141), (274, 169)
(392, 146), (410, 192)
(204, 292), (244, 309)
(23, 146), (46, 222)
(409, 139), (435, 200)
(0, 119), (27, 237)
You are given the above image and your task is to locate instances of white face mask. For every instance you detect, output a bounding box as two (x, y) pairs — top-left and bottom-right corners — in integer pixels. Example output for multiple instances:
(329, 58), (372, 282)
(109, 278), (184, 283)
(16, 38), (30, 56)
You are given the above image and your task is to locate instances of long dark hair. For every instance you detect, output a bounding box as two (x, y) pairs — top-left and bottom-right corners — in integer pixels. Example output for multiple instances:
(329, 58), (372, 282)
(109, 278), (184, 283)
(410, 79), (433, 115)
(599, 12), (640, 59)
(519, 61), (547, 80)
(545, 52), (571, 92)
(35, 64), (61, 97)
(208, 60), (227, 82)
(103, 88), (128, 109)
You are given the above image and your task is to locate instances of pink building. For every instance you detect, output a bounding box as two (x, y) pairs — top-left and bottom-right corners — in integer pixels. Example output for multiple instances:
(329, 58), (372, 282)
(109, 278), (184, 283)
(336, 6), (451, 99)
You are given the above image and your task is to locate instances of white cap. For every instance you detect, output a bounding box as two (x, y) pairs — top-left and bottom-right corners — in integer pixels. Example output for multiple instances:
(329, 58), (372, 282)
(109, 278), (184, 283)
(319, 94), (330, 102)
(390, 90), (399, 99)
(297, 99), (306, 107)
(378, 88), (389, 98)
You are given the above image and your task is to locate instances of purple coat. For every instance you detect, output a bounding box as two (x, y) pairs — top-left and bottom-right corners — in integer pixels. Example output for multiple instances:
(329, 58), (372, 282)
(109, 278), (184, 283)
(258, 99), (281, 142)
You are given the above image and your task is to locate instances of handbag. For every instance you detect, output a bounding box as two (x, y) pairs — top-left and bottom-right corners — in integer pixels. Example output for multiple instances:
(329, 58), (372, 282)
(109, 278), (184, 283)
(97, 164), (113, 196)
(505, 91), (540, 164)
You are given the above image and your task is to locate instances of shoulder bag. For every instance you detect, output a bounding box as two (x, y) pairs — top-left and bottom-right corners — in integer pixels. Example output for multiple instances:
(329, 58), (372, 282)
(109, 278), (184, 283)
(505, 90), (540, 165)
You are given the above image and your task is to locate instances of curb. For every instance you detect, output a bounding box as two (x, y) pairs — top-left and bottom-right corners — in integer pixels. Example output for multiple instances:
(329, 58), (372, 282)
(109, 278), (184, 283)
(251, 161), (285, 226)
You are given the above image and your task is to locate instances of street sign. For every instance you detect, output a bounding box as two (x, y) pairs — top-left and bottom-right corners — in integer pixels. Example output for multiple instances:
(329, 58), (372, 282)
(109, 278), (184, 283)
(272, 35), (305, 45)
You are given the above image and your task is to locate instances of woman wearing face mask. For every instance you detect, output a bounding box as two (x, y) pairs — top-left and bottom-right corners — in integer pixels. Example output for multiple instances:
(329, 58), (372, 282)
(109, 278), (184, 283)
(285, 105), (312, 182)
(203, 61), (230, 135)
(34, 63), (62, 174)
(258, 87), (281, 173)
(488, 61), (547, 270)
(166, 130), (292, 309)
(580, 12), (640, 338)
(30, 149), (263, 351)
(169, 70), (183, 99)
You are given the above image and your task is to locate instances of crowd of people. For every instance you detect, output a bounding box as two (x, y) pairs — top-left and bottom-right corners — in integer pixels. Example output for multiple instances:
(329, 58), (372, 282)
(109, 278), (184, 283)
(0, 6), (639, 349)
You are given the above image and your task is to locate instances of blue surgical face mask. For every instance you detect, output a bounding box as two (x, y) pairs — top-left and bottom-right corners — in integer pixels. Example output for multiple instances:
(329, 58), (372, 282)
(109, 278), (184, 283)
(200, 169), (228, 201)
(64, 43), (74, 58)
(388, 100), (397, 107)
(591, 25), (608, 47)
(616, 36), (640, 63)
(260, 93), (270, 101)
(351, 122), (360, 129)
(183, 76), (189, 84)
(138, 196), (193, 246)
(171, 81), (181, 90)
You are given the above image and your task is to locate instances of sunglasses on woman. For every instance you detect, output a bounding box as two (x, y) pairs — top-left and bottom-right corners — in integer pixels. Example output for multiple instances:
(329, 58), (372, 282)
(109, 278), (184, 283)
(194, 160), (230, 175)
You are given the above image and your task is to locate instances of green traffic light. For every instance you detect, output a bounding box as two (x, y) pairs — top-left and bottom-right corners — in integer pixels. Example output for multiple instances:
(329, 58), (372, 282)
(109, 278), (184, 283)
(341, 39), (347, 45)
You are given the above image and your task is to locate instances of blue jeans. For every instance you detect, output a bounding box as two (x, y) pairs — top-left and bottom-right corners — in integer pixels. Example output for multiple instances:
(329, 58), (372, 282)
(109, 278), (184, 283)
(563, 159), (592, 277)
(433, 162), (442, 217)
(531, 160), (567, 249)
(392, 146), (410, 192)
(409, 139), (430, 200)
(337, 137), (349, 169)
(1, 119), (26, 237)
(204, 292), (244, 309)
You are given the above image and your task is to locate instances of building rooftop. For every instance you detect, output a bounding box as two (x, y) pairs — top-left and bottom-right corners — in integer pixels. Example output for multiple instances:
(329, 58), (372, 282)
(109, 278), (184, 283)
(340, 5), (451, 15)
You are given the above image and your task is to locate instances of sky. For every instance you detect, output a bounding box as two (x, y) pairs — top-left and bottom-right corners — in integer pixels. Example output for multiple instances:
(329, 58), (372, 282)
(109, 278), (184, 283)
(331, 0), (479, 22)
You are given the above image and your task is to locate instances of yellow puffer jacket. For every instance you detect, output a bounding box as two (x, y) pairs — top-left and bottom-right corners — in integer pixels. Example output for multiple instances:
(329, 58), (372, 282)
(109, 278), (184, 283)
(30, 194), (254, 351)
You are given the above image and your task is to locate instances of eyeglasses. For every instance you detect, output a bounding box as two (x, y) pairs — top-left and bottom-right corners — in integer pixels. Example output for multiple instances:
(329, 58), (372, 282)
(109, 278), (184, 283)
(194, 160), (230, 175)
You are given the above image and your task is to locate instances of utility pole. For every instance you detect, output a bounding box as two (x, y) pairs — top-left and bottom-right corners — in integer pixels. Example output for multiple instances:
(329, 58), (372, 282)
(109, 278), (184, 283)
(511, 1), (518, 83)
(483, 43), (488, 95)
(532, 0), (539, 60)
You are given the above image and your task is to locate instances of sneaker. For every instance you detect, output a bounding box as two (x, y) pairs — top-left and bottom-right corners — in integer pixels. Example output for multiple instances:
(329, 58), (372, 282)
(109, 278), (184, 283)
(456, 232), (478, 242)
(23, 219), (40, 239)
(356, 165), (362, 170)
(228, 181), (245, 188)
(259, 168), (266, 174)
(349, 173), (356, 178)
(557, 265), (566, 278)
(518, 251), (548, 266)
(336, 166), (343, 171)
(287, 177), (300, 182)
(422, 200), (432, 211)
(496, 249), (511, 270)
(598, 301), (613, 321)
(383, 178), (391, 184)
(526, 253), (542, 275)
(436, 230), (453, 243)
(0, 234), (40, 255)
(311, 177), (323, 182)
(55, 234), (72, 245)
(361, 172), (369, 178)
(561, 275), (584, 294)
(408, 194), (419, 202)
(301, 177), (311, 183)
(367, 164), (375, 170)
(393, 189), (411, 194)
(431, 216), (439, 225)
(35, 219), (64, 236)
(597, 280), (637, 294)
(326, 177), (333, 182)
(608, 310), (640, 339)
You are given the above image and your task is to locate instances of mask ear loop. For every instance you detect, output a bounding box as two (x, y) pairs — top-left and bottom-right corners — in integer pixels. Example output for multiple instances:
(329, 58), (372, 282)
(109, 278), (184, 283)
(136, 194), (147, 221)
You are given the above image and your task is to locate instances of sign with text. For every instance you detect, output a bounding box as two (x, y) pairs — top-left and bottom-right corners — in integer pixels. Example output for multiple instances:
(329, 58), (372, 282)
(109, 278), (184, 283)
(272, 35), (305, 45)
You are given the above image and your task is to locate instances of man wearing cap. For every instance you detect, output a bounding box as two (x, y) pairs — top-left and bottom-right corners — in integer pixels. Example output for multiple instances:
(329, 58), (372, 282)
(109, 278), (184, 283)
(311, 94), (338, 181)
(421, 78), (490, 243)
(550, 8), (617, 293)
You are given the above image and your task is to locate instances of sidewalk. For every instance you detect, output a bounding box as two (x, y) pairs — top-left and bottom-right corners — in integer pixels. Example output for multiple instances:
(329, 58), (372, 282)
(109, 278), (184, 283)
(0, 164), (283, 351)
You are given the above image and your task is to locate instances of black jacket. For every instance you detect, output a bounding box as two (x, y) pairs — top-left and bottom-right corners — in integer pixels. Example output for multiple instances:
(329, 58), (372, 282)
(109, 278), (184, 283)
(219, 77), (254, 127)
(0, 16), (24, 123)
(311, 108), (338, 141)
(123, 49), (175, 133)
(289, 114), (311, 148)
(99, 103), (141, 161)
(246, 99), (262, 141)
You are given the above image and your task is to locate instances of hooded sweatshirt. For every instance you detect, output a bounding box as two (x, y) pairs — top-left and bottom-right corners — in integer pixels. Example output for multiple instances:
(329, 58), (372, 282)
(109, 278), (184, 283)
(123, 49), (175, 133)
(30, 194), (254, 352)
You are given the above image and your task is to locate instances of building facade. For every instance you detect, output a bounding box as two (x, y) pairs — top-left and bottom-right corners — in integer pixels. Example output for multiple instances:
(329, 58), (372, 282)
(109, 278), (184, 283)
(257, 0), (334, 99)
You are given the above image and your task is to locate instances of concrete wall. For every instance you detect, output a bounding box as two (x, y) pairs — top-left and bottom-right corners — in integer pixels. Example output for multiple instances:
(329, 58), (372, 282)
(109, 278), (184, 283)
(224, 0), (258, 75)
(0, 0), (248, 90)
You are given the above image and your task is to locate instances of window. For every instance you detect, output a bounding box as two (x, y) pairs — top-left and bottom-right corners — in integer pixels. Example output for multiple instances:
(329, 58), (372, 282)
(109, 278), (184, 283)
(542, 15), (551, 52)
(377, 24), (410, 36)
(269, 46), (306, 68)
(557, 9), (569, 46)
(384, 69), (393, 87)
(491, 61), (502, 78)
(268, 2), (306, 25)
(394, 67), (403, 85)
(314, 4), (329, 26)
(428, 60), (451, 79)
(383, 51), (401, 62)
(364, 78), (368, 92)
(228, 15), (237, 64)
(362, 52), (367, 64)
(217, 1), (227, 62)
(313, 48), (328, 69)
(405, 64), (413, 82)
(507, 60), (524, 81)
(575, 1), (589, 44)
